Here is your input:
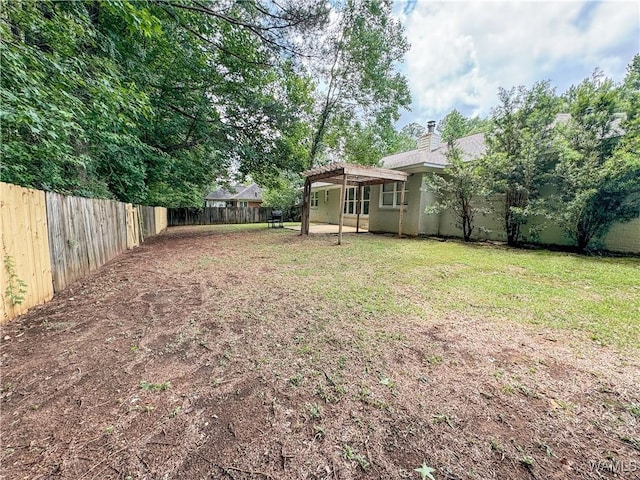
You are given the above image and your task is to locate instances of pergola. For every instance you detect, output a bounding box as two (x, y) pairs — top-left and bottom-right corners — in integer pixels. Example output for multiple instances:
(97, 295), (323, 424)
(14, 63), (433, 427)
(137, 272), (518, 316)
(301, 163), (409, 244)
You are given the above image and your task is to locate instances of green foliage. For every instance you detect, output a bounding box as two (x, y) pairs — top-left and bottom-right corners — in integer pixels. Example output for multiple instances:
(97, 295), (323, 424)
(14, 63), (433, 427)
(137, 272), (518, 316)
(437, 109), (491, 143)
(551, 68), (639, 250)
(425, 150), (490, 241)
(401, 122), (425, 145)
(3, 255), (27, 306)
(262, 174), (302, 221)
(483, 81), (560, 245)
(425, 111), (490, 241)
(342, 444), (369, 471)
(330, 118), (416, 166)
(140, 380), (170, 392)
(1, 1), (151, 199)
(2, 0), (409, 206)
(520, 455), (535, 467)
(437, 109), (468, 144)
(308, 0), (411, 167)
(625, 403), (640, 418)
(305, 402), (322, 419)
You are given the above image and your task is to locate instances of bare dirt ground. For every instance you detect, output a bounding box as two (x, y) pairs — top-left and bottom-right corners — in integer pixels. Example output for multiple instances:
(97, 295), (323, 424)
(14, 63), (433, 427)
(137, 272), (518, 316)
(1, 226), (638, 480)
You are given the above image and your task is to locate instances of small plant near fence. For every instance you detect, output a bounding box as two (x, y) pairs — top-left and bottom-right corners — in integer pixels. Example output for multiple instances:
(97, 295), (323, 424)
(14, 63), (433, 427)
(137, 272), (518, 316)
(4, 255), (27, 306)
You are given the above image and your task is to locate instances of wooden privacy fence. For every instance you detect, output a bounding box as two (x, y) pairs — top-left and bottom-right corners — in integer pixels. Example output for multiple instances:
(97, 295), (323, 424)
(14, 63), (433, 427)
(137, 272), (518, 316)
(138, 205), (168, 239)
(1, 182), (167, 322)
(168, 207), (274, 226)
(46, 192), (128, 292)
(1, 183), (54, 320)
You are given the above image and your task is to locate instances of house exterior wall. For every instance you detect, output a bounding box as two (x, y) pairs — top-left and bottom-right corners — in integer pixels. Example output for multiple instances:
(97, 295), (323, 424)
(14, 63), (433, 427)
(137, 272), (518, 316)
(309, 170), (639, 253)
(437, 195), (506, 241)
(418, 174), (440, 235)
(602, 218), (640, 252)
(427, 191), (638, 252)
(309, 186), (369, 228)
(205, 199), (263, 208)
(368, 173), (423, 236)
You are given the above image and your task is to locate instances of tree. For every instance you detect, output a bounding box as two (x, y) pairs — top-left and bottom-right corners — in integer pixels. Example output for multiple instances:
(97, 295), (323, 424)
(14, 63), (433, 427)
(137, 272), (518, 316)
(1, 0), (327, 205)
(121, 0), (322, 205)
(262, 173), (303, 221)
(401, 122), (425, 143)
(483, 81), (559, 245)
(325, 118), (418, 166)
(551, 66), (640, 250)
(0, 1), (154, 201)
(437, 109), (468, 143)
(306, 0), (411, 168)
(437, 110), (490, 143)
(424, 111), (489, 241)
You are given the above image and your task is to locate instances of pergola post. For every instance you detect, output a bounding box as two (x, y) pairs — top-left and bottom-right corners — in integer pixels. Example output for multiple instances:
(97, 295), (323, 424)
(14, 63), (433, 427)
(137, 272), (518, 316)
(338, 174), (348, 245)
(301, 177), (311, 235)
(398, 180), (406, 238)
(355, 185), (362, 233)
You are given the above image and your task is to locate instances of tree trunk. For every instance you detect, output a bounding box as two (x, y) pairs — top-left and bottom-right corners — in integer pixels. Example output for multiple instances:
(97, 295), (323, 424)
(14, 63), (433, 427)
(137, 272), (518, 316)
(505, 189), (527, 246)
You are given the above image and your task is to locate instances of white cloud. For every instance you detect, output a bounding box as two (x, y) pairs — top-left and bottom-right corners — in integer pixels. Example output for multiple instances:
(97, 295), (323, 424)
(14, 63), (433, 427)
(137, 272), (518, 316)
(398, 0), (639, 125)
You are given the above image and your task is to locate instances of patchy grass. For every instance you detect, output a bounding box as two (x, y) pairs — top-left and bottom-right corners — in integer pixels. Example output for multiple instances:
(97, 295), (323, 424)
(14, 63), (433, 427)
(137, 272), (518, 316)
(251, 228), (639, 349)
(1, 224), (637, 480)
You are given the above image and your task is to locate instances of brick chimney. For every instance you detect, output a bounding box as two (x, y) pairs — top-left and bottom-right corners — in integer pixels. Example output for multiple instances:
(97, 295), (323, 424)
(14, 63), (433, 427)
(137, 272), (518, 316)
(417, 121), (440, 151)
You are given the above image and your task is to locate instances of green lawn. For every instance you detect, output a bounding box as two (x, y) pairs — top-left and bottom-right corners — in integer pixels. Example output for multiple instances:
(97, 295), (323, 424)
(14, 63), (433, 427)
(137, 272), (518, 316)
(248, 226), (639, 350)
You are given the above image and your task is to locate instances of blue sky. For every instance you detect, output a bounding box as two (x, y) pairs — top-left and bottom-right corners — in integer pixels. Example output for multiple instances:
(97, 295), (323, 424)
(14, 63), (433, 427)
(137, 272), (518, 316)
(394, 0), (640, 128)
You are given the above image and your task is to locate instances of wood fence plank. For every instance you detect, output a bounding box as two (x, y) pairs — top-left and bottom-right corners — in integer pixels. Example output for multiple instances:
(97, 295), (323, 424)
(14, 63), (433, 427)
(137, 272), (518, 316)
(1, 183), (53, 322)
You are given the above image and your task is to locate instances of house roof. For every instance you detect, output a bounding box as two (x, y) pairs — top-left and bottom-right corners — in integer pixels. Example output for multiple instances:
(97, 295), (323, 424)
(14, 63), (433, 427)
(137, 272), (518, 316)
(553, 112), (625, 137)
(205, 183), (263, 201)
(382, 112), (625, 172)
(381, 132), (486, 170)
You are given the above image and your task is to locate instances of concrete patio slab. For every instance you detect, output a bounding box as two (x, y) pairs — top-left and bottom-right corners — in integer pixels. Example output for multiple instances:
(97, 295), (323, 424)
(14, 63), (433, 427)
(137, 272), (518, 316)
(285, 223), (368, 234)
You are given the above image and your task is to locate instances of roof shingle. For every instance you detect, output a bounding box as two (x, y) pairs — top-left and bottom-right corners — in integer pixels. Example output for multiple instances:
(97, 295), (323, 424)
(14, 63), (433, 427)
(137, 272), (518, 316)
(382, 132), (486, 170)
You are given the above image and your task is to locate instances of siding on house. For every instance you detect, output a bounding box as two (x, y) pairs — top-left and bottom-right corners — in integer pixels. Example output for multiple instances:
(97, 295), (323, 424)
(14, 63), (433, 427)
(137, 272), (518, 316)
(311, 172), (639, 253)
(368, 173), (424, 236)
(603, 219), (640, 252)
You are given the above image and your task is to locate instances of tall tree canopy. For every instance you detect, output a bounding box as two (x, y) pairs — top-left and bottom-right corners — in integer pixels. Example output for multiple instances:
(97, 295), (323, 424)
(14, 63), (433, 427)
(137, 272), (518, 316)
(1, 0), (410, 206)
(483, 81), (560, 245)
(306, 0), (411, 168)
(551, 66), (640, 250)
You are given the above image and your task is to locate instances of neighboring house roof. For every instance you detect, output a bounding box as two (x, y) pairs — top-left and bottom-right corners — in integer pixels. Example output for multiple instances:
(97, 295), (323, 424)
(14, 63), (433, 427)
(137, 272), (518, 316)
(205, 183), (263, 201)
(382, 132), (486, 170)
(553, 112), (625, 137)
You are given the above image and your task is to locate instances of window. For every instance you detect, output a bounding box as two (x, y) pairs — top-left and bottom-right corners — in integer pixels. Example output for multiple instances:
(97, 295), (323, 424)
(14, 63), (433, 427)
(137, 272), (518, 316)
(381, 182), (407, 208)
(343, 186), (370, 215)
(324, 190), (329, 203)
(311, 191), (319, 208)
(239, 201), (248, 207)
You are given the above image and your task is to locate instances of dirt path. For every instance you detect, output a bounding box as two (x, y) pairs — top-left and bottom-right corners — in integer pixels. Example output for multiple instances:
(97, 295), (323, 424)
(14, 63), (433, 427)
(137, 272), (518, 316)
(1, 226), (638, 479)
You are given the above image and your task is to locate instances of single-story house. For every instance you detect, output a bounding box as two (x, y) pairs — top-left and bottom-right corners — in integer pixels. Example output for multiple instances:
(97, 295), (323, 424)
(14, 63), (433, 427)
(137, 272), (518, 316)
(308, 122), (485, 235)
(308, 122), (639, 253)
(204, 183), (263, 208)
